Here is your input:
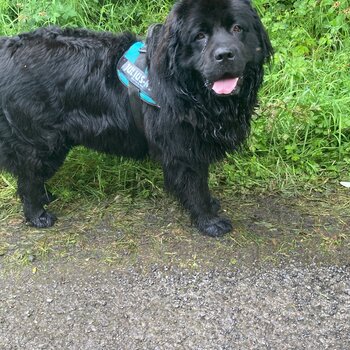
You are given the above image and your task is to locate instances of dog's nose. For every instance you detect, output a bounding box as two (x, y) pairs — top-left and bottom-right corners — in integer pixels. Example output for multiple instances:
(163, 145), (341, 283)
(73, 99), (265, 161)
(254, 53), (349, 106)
(214, 47), (235, 62)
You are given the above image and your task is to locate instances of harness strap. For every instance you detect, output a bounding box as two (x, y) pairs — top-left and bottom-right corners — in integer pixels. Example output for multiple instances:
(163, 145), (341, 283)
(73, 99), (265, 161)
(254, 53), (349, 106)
(128, 51), (147, 132)
(117, 24), (163, 133)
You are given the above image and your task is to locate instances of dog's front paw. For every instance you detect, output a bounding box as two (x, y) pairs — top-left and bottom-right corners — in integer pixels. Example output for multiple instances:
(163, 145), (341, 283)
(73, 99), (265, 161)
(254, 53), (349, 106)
(196, 216), (232, 237)
(27, 211), (57, 228)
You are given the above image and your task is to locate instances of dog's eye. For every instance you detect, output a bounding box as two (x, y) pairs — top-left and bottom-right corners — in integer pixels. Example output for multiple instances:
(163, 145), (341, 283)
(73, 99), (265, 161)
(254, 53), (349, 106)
(195, 32), (206, 41)
(232, 24), (242, 33)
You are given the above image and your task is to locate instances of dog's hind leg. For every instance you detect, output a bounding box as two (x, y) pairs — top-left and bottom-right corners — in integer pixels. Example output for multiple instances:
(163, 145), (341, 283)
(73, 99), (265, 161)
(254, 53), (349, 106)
(15, 147), (68, 228)
(17, 173), (57, 228)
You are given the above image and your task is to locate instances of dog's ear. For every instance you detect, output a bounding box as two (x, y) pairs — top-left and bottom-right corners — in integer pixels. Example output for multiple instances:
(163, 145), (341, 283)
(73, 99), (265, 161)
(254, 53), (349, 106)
(145, 24), (163, 50)
(151, 9), (183, 77)
(251, 8), (273, 62)
(258, 25), (273, 63)
(145, 23), (163, 64)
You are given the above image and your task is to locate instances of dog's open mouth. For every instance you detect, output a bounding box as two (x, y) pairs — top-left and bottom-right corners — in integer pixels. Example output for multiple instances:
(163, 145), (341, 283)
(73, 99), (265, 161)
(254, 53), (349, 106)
(211, 77), (241, 95)
(205, 75), (242, 96)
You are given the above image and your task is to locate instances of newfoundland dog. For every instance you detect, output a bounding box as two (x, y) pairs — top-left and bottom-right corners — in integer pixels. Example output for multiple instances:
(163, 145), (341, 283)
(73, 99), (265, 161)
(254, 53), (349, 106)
(0, 0), (272, 236)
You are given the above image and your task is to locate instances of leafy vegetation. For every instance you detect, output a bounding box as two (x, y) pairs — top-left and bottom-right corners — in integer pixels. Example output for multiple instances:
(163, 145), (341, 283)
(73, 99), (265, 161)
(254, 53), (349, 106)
(0, 0), (349, 209)
(242, 0), (350, 192)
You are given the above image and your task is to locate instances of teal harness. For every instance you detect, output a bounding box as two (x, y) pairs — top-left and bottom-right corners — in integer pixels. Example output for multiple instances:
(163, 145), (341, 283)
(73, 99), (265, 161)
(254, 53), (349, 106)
(116, 22), (162, 132)
(117, 41), (158, 107)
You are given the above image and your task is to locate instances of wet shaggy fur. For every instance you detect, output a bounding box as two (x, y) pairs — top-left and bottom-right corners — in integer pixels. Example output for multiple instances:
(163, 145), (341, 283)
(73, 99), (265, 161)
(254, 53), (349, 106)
(0, 0), (272, 236)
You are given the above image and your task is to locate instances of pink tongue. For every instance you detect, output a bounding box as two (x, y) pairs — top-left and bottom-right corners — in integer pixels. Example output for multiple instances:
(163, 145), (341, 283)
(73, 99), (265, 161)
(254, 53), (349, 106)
(212, 78), (239, 94)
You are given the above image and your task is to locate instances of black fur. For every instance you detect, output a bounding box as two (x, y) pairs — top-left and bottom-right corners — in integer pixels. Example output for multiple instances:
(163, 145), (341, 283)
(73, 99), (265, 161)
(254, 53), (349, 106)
(0, 0), (272, 236)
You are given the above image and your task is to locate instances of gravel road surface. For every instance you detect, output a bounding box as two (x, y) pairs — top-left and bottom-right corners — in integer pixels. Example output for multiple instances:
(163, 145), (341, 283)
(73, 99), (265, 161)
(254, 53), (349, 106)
(1, 263), (349, 349)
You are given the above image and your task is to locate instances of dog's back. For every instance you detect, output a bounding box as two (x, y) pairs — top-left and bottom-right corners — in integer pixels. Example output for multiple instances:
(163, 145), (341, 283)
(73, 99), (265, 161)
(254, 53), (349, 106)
(0, 27), (145, 172)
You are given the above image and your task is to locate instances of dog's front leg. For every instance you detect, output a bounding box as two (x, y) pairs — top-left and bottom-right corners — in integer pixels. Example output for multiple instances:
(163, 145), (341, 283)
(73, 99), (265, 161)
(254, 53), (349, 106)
(163, 160), (232, 237)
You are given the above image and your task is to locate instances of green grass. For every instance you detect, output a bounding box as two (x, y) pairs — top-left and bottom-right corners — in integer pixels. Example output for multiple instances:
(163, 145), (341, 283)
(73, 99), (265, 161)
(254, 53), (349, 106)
(0, 0), (349, 206)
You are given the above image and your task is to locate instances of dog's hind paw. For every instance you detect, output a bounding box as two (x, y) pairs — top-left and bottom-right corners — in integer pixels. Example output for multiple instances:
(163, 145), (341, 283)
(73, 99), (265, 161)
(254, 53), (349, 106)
(197, 216), (232, 237)
(27, 211), (57, 228)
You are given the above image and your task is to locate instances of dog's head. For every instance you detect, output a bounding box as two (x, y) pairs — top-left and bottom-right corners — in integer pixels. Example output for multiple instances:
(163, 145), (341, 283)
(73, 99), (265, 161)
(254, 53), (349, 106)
(151, 0), (273, 96)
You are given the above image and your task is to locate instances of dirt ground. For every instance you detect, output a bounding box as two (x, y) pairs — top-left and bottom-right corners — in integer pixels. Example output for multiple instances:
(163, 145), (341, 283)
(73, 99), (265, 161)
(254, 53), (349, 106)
(0, 186), (349, 268)
(1, 187), (350, 349)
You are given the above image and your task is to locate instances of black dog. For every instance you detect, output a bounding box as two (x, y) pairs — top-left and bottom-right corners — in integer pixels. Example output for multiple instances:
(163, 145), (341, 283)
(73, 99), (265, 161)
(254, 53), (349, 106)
(0, 0), (272, 236)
